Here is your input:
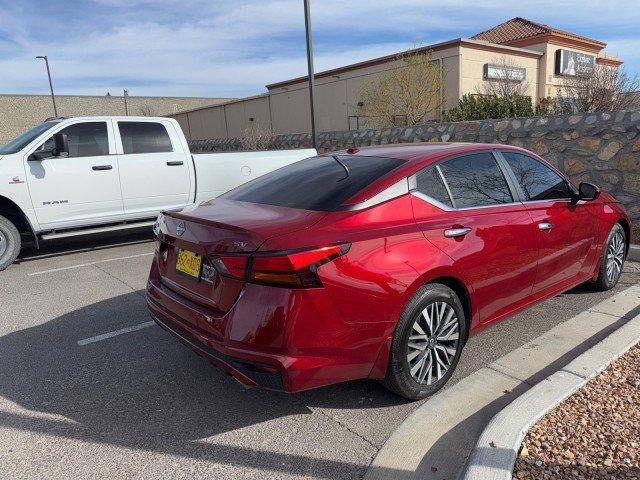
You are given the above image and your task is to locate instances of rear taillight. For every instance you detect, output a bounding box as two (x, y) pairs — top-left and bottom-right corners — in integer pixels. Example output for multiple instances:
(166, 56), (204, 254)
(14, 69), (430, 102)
(211, 244), (350, 288)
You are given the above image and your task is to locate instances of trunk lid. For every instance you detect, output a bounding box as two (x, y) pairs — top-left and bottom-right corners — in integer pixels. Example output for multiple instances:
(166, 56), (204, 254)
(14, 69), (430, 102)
(157, 198), (327, 321)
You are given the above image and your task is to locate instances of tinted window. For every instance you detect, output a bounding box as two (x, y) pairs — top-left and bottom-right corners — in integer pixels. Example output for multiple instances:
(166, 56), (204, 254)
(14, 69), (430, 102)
(118, 122), (173, 154)
(439, 153), (513, 208)
(40, 122), (109, 158)
(413, 165), (453, 208)
(502, 152), (573, 201)
(0, 121), (60, 155)
(222, 155), (405, 211)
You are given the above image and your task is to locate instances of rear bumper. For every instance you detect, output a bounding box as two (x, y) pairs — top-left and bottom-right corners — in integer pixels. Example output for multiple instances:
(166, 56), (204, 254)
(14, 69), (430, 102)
(149, 303), (285, 391)
(147, 252), (390, 392)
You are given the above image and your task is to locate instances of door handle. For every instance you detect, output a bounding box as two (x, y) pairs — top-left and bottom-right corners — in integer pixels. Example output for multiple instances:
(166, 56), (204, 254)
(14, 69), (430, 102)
(92, 165), (112, 171)
(444, 227), (471, 238)
(166, 161), (184, 166)
(538, 221), (553, 231)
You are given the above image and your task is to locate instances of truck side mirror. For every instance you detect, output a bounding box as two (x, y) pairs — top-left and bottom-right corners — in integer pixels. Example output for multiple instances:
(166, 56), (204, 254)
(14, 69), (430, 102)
(28, 133), (70, 161)
(53, 133), (69, 157)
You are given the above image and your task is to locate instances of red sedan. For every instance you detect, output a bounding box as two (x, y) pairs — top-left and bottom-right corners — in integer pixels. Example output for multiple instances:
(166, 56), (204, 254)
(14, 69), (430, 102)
(147, 143), (630, 400)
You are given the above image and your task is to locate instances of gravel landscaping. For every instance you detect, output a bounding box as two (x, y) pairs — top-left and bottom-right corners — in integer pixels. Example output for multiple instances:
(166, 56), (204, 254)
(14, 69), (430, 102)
(513, 343), (640, 479)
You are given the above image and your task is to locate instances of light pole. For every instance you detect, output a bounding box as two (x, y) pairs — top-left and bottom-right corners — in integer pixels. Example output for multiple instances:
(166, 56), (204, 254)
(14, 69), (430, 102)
(123, 89), (129, 115)
(303, 0), (317, 149)
(35, 55), (58, 118)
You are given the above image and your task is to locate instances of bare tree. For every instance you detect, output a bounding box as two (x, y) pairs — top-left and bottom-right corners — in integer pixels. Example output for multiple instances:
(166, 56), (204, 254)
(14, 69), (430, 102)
(137, 105), (156, 117)
(478, 56), (531, 98)
(356, 50), (446, 128)
(240, 121), (276, 150)
(557, 65), (640, 113)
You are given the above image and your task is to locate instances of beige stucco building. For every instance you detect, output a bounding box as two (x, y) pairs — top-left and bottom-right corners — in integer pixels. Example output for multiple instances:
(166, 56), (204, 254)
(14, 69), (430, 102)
(0, 94), (230, 144)
(172, 17), (623, 141)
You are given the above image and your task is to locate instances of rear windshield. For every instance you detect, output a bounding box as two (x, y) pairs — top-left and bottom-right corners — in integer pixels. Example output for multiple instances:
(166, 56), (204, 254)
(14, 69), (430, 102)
(222, 155), (406, 211)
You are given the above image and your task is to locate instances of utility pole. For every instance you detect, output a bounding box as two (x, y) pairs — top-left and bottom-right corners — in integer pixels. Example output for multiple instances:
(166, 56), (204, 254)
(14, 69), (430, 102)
(303, 0), (317, 149)
(35, 56), (58, 117)
(123, 89), (129, 115)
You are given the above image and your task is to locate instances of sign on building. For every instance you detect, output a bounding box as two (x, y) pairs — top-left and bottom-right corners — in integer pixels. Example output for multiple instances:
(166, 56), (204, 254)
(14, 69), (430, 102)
(555, 49), (595, 77)
(483, 64), (527, 82)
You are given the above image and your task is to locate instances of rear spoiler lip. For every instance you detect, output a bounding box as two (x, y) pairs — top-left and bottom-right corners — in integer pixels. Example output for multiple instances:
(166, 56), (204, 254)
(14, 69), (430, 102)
(160, 204), (331, 253)
(163, 210), (249, 234)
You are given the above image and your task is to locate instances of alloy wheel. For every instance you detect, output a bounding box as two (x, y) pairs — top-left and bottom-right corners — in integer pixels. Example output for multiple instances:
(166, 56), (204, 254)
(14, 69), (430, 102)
(406, 301), (460, 385)
(606, 230), (625, 284)
(0, 229), (6, 258)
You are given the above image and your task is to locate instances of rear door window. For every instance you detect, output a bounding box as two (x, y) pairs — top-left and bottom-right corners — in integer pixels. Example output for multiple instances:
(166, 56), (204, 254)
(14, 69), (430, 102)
(501, 152), (574, 201)
(118, 122), (173, 154)
(222, 155), (405, 211)
(413, 165), (454, 208)
(438, 153), (513, 208)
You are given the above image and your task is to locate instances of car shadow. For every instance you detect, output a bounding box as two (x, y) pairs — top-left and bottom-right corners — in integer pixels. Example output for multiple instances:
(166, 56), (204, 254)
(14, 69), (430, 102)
(0, 291), (407, 478)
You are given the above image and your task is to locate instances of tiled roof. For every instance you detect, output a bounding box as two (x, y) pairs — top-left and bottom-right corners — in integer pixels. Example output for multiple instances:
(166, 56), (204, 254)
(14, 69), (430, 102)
(472, 17), (606, 48)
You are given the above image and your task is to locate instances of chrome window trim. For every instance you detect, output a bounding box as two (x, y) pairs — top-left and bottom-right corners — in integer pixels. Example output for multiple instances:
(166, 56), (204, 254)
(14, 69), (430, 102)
(410, 190), (525, 212)
(341, 178), (409, 211)
(435, 164), (456, 209)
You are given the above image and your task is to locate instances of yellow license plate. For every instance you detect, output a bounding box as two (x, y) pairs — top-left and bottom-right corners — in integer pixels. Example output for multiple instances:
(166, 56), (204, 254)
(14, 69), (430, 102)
(175, 249), (203, 279)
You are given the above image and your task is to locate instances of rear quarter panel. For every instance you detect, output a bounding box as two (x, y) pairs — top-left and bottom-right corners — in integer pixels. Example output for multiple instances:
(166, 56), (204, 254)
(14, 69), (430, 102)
(262, 195), (472, 337)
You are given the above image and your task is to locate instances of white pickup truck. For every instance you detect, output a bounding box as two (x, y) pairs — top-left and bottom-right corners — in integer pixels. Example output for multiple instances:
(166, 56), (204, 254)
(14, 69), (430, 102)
(0, 116), (315, 270)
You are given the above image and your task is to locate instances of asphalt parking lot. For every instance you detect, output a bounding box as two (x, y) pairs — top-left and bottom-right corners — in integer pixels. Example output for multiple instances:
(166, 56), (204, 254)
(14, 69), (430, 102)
(1, 230), (639, 480)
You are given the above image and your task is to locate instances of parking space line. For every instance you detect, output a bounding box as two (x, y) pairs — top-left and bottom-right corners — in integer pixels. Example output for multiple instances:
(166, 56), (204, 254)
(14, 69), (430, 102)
(77, 321), (156, 346)
(28, 252), (154, 276)
(18, 239), (154, 262)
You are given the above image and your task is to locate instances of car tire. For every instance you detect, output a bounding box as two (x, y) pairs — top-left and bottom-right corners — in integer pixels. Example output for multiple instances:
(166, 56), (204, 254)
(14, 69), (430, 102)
(0, 215), (21, 271)
(593, 223), (626, 291)
(384, 283), (467, 400)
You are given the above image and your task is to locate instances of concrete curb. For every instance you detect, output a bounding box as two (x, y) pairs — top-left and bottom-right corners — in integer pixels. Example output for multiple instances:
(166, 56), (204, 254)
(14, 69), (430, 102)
(461, 307), (640, 480)
(629, 244), (640, 263)
(365, 284), (640, 480)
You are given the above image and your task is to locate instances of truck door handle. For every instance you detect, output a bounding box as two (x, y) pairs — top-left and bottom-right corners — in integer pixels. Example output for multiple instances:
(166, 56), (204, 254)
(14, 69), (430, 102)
(444, 227), (471, 238)
(166, 161), (184, 166)
(538, 221), (553, 231)
(92, 165), (112, 171)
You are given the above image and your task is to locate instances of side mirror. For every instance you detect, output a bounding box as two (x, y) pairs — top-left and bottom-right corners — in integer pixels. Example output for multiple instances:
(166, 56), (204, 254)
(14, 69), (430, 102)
(28, 150), (52, 162)
(27, 133), (69, 161)
(579, 182), (600, 201)
(53, 133), (69, 157)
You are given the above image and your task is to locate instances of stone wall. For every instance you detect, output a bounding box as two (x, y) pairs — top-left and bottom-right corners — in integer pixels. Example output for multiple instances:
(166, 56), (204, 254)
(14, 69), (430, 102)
(0, 94), (230, 144)
(189, 110), (640, 223)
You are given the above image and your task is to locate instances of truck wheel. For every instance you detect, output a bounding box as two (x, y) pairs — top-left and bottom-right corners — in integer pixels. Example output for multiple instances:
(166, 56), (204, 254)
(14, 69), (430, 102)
(0, 215), (21, 271)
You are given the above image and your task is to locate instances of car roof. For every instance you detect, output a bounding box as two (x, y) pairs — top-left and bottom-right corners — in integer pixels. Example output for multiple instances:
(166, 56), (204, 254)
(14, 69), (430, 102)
(328, 142), (523, 163)
(330, 142), (543, 206)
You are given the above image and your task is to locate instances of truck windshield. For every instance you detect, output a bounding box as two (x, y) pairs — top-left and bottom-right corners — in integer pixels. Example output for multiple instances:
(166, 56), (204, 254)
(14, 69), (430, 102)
(0, 121), (60, 155)
(222, 154), (406, 211)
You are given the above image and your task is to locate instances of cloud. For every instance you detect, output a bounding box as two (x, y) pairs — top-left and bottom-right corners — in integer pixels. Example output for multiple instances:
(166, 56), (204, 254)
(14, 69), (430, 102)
(0, 0), (638, 97)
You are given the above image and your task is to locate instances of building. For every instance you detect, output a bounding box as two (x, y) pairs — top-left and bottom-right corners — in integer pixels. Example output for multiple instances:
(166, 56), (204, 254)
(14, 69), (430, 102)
(0, 94), (231, 144)
(171, 17), (623, 141)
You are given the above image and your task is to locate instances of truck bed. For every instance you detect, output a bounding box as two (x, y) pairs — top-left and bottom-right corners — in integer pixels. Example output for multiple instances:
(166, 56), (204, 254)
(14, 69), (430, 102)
(193, 149), (317, 203)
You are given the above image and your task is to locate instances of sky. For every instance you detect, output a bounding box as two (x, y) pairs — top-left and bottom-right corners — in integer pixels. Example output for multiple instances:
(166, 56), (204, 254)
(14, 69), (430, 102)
(0, 1), (639, 99)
